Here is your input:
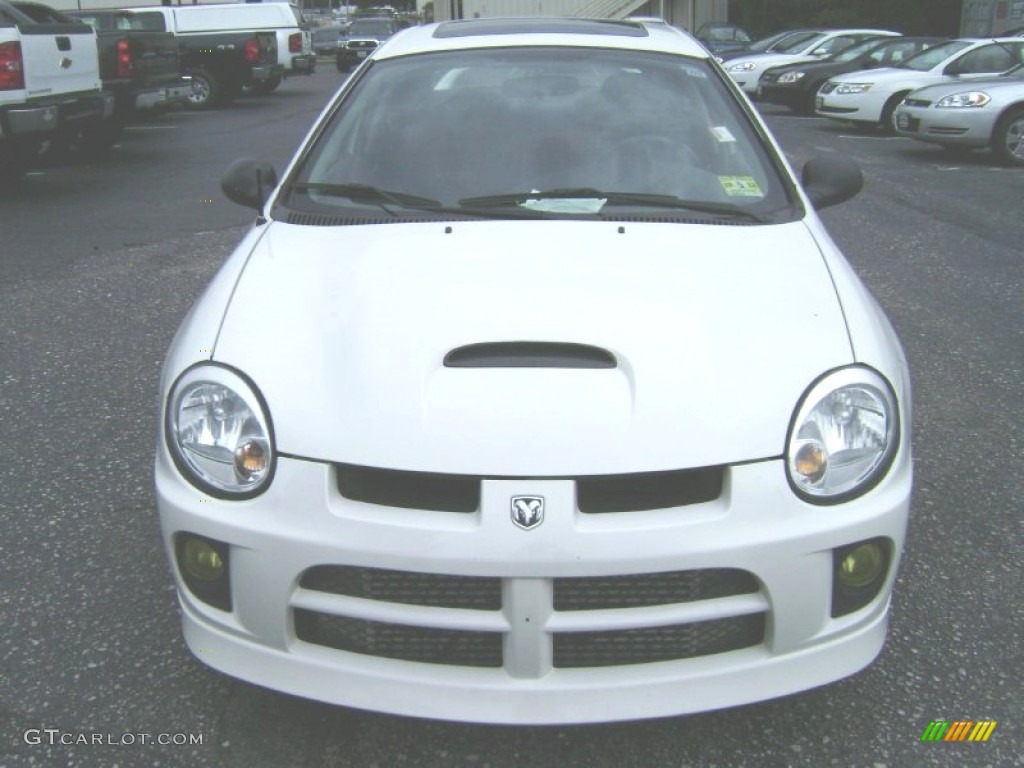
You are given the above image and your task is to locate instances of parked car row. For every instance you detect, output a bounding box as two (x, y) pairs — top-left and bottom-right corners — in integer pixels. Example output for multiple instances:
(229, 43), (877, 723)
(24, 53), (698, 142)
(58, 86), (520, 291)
(0, 0), (316, 182)
(724, 28), (1024, 166)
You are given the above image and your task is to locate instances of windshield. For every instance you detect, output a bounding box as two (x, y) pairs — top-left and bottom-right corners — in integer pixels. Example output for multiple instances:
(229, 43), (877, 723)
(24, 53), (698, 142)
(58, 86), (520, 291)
(778, 32), (827, 54)
(748, 30), (816, 53)
(314, 27), (341, 41)
(707, 26), (750, 42)
(349, 19), (394, 37)
(831, 38), (885, 63)
(898, 40), (972, 70)
(285, 47), (793, 220)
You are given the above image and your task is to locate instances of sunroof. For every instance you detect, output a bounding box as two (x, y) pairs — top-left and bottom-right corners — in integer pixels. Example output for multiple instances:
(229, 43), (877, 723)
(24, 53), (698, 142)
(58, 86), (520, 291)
(434, 18), (649, 39)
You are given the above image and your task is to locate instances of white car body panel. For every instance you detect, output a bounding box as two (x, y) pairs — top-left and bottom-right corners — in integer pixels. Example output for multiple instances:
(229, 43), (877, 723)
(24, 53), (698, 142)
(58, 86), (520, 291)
(156, 18), (913, 724)
(212, 220), (852, 475)
(11, 24), (101, 99)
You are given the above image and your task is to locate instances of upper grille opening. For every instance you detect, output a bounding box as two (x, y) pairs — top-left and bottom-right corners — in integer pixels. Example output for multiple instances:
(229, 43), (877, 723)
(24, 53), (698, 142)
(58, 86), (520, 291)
(577, 467), (723, 513)
(337, 465), (479, 512)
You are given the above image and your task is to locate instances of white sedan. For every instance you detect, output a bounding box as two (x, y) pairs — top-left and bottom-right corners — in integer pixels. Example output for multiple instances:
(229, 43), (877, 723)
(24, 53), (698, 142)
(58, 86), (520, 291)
(816, 37), (1024, 132)
(157, 17), (912, 725)
(724, 28), (899, 94)
(894, 64), (1024, 164)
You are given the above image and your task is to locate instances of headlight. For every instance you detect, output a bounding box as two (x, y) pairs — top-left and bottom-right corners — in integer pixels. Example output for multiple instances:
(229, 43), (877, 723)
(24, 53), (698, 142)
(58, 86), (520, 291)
(786, 367), (899, 504)
(936, 91), (991, 108)
(727, 61), (757, 72)
(835, 83), (872, 95)
(778, 71), (806, 83)
(166, 364), (275, 498)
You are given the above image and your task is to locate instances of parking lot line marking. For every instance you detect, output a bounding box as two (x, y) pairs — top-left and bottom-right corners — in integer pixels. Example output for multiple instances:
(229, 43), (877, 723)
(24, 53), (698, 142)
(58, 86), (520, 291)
(126, 125), (177, 130)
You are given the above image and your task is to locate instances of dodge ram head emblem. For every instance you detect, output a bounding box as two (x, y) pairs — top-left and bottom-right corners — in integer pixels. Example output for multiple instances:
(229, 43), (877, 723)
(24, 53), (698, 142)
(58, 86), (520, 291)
(511, 496), (544, 530)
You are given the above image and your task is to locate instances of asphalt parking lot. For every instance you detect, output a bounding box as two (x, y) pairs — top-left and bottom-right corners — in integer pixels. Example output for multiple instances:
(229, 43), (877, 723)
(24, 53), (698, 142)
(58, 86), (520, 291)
(1, 65), (1021, 767)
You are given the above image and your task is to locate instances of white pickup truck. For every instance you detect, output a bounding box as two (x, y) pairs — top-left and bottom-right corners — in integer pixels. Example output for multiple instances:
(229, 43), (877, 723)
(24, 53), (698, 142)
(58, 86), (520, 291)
(0, 0), (114, 180)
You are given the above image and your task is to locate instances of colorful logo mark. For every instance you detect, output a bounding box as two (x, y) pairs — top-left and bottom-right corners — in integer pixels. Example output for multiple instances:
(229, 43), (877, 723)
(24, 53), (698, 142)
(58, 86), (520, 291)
(921, 720), (997, 742)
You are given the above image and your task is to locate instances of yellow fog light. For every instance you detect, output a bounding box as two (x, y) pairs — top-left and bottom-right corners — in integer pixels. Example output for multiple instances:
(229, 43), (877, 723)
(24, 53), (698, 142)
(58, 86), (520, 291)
(838, 542), (884, 588)
(182, 537), (225, 582)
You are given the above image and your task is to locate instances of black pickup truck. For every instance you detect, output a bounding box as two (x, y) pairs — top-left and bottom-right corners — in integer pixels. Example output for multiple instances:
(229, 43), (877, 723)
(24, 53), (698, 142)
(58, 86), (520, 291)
(65, 8), (191, 123)
(122, 5), (282, 109)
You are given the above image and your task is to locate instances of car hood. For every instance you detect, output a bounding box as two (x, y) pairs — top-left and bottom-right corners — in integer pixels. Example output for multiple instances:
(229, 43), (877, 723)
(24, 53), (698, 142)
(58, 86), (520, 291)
(212, 220), (853, 475)
(734, 52), (818, 69)
(766, 58), (855, 78)
(829, 66), (937, 84)
(907, 74), (1024, 99)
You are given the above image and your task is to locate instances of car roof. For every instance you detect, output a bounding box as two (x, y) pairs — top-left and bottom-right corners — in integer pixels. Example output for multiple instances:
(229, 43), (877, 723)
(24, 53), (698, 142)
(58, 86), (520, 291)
(375, 18), (710, 61)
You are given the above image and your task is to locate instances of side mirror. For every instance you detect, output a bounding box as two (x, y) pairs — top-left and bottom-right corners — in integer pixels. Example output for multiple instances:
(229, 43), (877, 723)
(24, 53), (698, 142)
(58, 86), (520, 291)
(221, 158), (279, 212)
(801, 154), (863, 209)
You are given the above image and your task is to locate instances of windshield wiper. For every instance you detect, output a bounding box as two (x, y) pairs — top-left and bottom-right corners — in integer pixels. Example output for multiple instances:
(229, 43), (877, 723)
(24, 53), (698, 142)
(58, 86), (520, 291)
(289, 183), (546, 219)
(459, 189), (770, 222)
(290, 183), (442, 216)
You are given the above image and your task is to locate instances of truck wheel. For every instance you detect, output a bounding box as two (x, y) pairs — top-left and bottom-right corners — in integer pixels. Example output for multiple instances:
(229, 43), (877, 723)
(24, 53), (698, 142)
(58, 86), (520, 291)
(186, 70), (222, 109)
(992, 107), (1024, 167)
(248, 74), (282, 95)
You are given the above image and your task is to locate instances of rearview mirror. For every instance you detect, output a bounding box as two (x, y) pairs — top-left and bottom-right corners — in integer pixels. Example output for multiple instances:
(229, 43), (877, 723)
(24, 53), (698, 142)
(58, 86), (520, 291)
(801, 155), (863, 209)
(221, 158), (279, 212)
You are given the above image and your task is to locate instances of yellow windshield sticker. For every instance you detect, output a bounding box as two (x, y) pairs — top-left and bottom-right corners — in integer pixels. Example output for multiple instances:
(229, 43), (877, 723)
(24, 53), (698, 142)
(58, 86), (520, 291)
(719, 176), (764, 198)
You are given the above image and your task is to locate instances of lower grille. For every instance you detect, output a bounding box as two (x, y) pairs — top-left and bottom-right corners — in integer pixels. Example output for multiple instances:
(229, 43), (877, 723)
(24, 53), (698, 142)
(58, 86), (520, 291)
(553, 614), (765, 668)
(555, 568), (758, 610)
(294, 611), (504, 667)
(300, 565), (501, 610)
(295, 566), (766, 670)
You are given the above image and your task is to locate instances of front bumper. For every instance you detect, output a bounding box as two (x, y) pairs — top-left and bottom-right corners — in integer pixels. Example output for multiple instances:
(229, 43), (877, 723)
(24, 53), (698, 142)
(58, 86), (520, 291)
(156, 445), (911, 724)
(814, 89), (884, 122)
(757, 82), (808, 110)
(894, 104), (994, 147)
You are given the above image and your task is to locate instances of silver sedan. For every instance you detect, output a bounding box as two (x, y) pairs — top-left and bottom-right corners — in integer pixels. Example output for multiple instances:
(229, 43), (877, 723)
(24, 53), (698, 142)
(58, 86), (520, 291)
(894, 64), (1024, 165)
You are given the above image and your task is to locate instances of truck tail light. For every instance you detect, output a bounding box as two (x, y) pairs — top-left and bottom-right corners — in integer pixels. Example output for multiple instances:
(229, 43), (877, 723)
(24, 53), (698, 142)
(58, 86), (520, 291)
(245, 38), (260, 64)
(0, 42), (25, 91)
(289, 32), (302, 53)
(116, 39), (133, 79)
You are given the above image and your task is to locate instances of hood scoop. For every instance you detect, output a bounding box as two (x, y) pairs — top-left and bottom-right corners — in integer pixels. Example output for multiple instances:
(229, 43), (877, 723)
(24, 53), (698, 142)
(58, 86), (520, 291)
(444, 341), (617, 369)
